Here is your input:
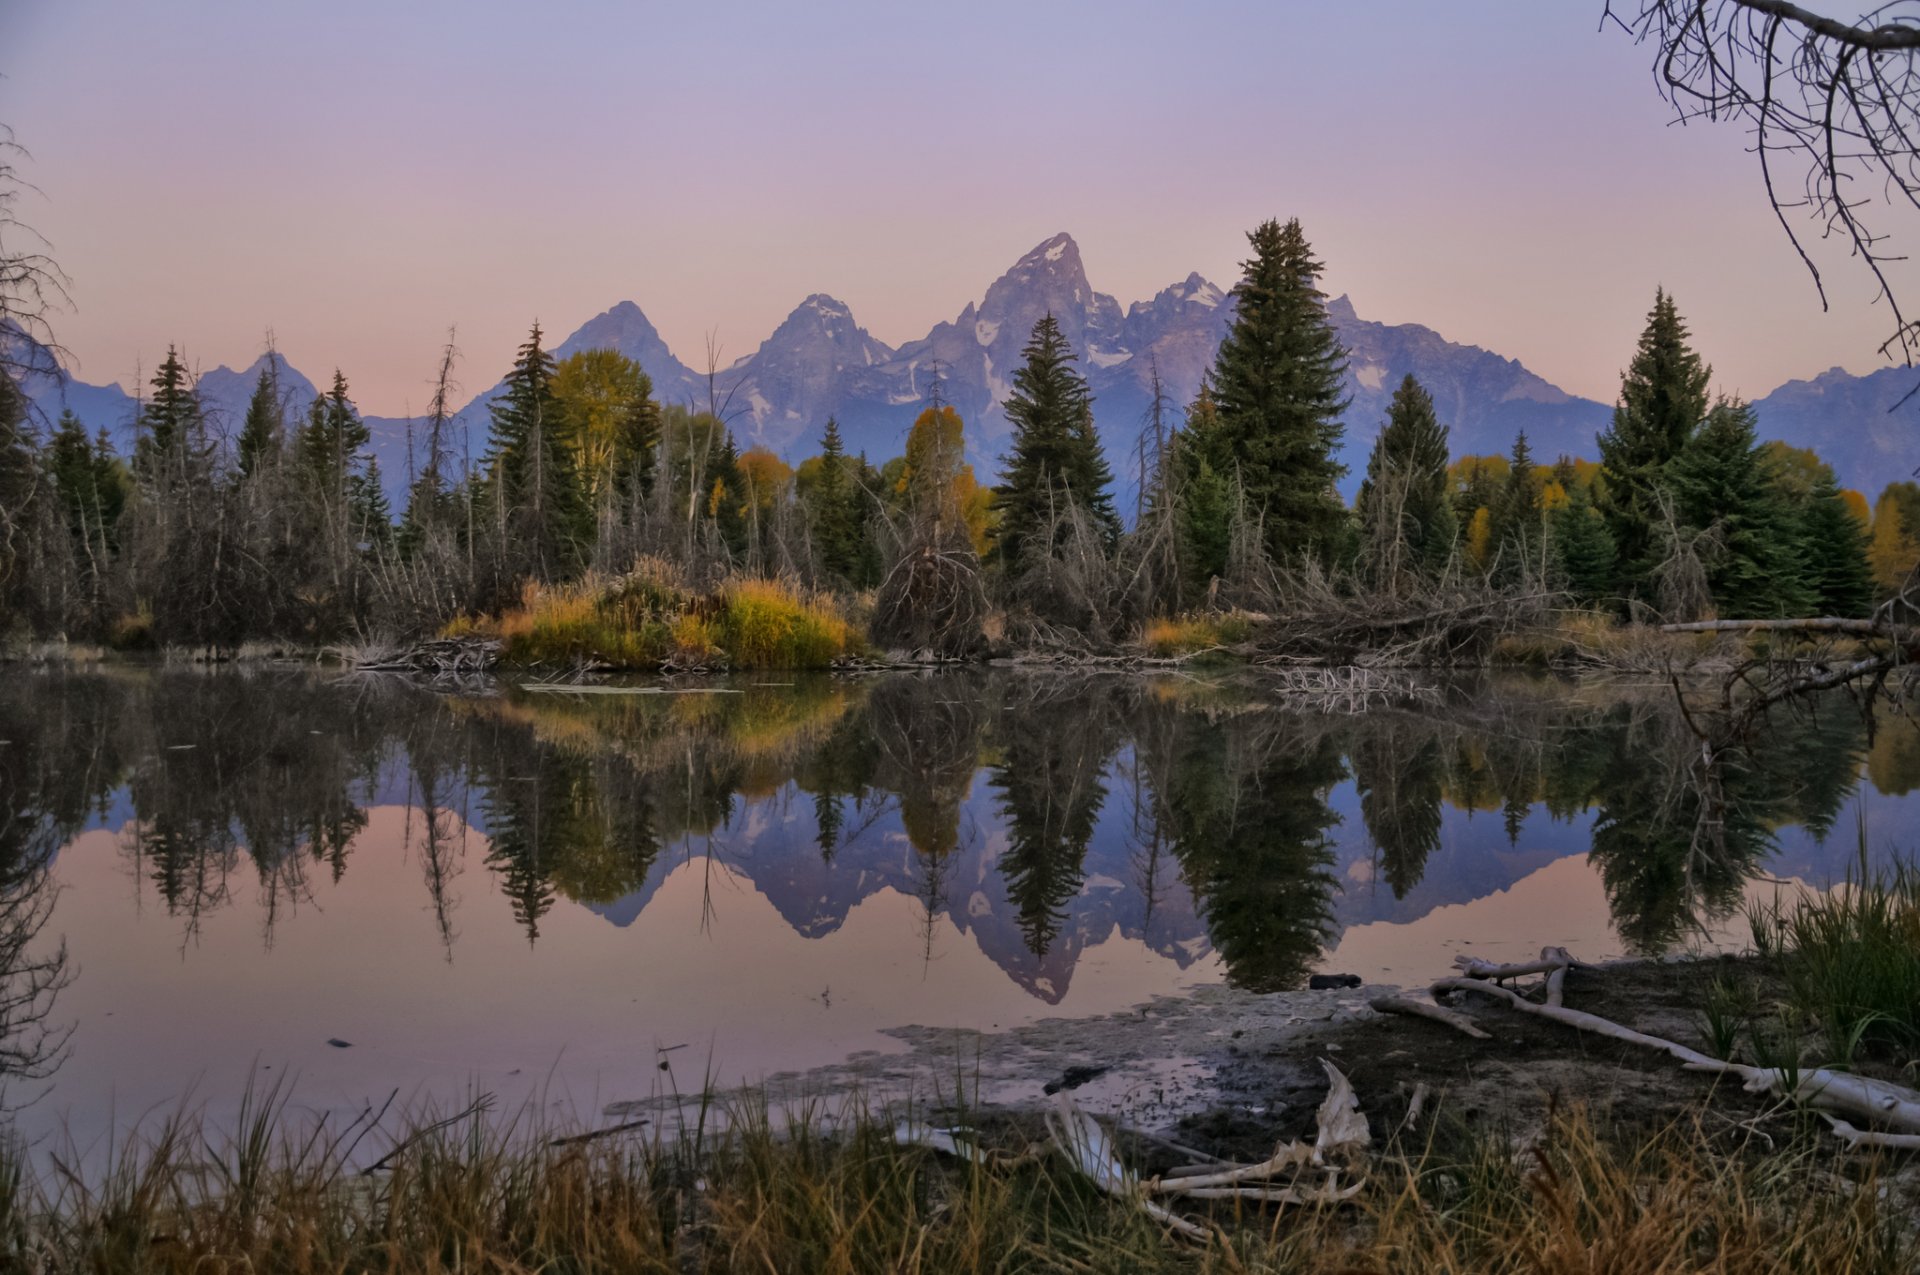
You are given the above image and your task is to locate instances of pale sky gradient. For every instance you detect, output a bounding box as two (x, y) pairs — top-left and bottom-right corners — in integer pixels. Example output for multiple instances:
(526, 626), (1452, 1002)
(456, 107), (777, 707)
(2, 0), (1909, 416)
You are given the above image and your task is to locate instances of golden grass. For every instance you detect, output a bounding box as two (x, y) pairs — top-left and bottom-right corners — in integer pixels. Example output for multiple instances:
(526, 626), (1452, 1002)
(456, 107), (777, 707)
(1140, 613), (1254, 659)
(444, 566), (858, 671)
(3, 1092), (1905, 1274)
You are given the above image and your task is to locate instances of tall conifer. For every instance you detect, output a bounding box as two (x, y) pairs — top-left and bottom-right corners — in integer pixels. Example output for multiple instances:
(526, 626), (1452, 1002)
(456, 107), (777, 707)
(1355, 374), (1454, 586)
(995, 313), (1119, 575)
(1598, 289), (1711, 597)
(1201, 218), (1348, 561)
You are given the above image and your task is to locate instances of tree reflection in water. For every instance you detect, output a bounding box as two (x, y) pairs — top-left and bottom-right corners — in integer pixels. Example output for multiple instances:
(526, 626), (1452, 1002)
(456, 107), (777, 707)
(0, 667), (1909, 1013)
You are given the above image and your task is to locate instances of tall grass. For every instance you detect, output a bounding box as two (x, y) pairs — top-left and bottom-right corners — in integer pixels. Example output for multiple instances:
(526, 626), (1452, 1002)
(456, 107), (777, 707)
(446, 563), (859, 671)
(1748, 824), (1920, 1059)
(1139, 613), (1253, 659)
(0, 1090), (1905, 1273)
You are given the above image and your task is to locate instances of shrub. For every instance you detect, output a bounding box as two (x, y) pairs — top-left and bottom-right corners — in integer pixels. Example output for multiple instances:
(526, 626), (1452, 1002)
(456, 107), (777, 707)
(718, 579), (855, 669)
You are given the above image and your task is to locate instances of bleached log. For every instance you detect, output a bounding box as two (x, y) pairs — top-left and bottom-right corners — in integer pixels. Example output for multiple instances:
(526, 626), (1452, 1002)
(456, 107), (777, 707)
(1824, 1117), (1920, 1151)
(1436, 975), (1920, 1135)
(1451, 953), (1574, 981)
(1657, 617), (1897, 638)
(1371, 994), (1491, 1040)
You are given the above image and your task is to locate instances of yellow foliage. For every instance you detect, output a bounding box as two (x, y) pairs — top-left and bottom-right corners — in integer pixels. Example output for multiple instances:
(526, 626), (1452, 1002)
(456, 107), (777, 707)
(1870, 494), (1920, 593)
(717, 578), (855, 669)
(551, 348), (652, 504)
(1842, 488), (1872, 530)
(1140, 612), (1253, 657)
(1540, 480), (1569, 512)
(737, 447), (793, 511)
(1465, 506), (1493, 570)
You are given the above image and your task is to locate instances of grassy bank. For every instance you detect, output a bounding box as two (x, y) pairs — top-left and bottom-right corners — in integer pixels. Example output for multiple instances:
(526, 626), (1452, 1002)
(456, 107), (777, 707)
(1, 1086), (1905, 1273)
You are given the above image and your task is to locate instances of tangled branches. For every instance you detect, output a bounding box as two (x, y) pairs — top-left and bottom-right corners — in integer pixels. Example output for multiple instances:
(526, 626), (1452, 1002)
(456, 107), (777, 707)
(1607, 2), (1920, 363)
(1247, 563), (1558, 667)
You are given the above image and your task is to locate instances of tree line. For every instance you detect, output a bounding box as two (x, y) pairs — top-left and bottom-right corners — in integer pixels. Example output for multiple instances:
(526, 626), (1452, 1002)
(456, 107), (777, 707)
(0, 216), (1897, 651)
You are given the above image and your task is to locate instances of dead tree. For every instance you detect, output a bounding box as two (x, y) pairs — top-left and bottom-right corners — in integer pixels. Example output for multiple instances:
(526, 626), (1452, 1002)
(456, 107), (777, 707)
(1608, 2), (1920, 366)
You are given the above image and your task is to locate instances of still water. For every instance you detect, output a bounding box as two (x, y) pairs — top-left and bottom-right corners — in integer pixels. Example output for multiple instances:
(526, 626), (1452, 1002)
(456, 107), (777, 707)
(1, 667), (1915, 1147)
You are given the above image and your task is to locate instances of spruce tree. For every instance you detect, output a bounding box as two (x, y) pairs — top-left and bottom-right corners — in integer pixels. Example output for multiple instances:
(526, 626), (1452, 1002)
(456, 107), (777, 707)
(47, 409), (126, 556)
(1797, 468), (1875, 617)
(1665, 398), (1809, 618)
(1598, 289), (1712, 598)
(1550, 484), (1618, 603)
(134, 346), (204, 482)
(297, 370), (372, 502)
(995, 313), (1120, 575)
(807, 417), (865, 583)
(1200, 218), (1348, 561)
(1355, 374), (1455, 586)
(236, 363), (282, 479)
(485, 323), (589, 579)
(1492, 429), (1541, 582)
(1173, 385), (1234, 588)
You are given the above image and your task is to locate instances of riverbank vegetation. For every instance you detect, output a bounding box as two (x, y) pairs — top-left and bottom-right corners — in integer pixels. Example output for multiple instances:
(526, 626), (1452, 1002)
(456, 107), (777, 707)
(2, 219), (1904, 670)
(0, 1024), (1907, 1272)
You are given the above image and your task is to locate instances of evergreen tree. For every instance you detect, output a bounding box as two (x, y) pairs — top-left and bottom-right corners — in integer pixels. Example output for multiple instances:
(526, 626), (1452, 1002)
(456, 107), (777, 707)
(1198, 218), (1348, 561)
(1665, 398), (1809, 618)
(1597, 289), (1712, 598)
(1172, 386), (1234, 588)
(296, 370), (372, 502)
(806, 417), (866, 583)
(236, 363), (282, 479)
(1355, 374), (1454, 587)
(1796, 468), (1875, 617)
(1491, 429), (1541, 582)
(46, 410), (127, 558)
(134, 346), (205, 481)
(1549, 483), (1618, 603)
(485, 323), (589, 580)
(995, 313), (1120, 575)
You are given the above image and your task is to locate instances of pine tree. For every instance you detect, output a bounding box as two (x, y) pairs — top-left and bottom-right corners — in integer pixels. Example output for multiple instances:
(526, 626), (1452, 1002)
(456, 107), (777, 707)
(485, 322), (589, 580)
(46, 409), (126, 560)
(1665, 398), (1808, 618)
(236, 363), (282, 479)
(1492, 430), (1541, 582)
(1598, 289), (1712, 598)
(807, 417), (865, 583)
(134, 346), (205, 482)
(1549, 483), (1617, 603)
(1355, 374), (1454, 587)
(995, 313), (1120, 575)
(1173, 386), (1234, 588)
(1797, 468), (1874, 617)
(297, 370), (372, 502)
(1200, 218), (1348, 561)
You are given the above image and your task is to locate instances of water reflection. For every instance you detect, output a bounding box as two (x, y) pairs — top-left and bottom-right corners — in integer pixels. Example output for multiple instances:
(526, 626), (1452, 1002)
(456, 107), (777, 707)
(1, 667), (1915, 1033)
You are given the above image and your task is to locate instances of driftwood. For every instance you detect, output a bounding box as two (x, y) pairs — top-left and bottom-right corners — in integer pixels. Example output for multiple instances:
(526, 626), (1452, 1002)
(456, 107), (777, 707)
(1369, 994), (1491, 1040)
(1658, 617), (1912, 640)
(1420, 948), (1920, 1144)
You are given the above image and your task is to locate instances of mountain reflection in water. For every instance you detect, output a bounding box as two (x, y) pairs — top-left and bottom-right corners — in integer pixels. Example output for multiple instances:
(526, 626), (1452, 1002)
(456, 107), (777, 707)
(1, 667), (1917, 1138)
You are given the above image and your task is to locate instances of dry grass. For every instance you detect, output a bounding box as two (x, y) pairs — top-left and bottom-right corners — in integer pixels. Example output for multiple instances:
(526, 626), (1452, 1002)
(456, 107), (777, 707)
(3, 1086), (1906, 1274)
(1139, 613), (1254, 659)
(444, 564), (859, 671)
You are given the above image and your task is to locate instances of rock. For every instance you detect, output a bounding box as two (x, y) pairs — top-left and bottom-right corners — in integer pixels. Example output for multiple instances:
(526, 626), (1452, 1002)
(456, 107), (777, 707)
(1043, 1064), (1111, 1095)
(1308, 974), (1363, 990)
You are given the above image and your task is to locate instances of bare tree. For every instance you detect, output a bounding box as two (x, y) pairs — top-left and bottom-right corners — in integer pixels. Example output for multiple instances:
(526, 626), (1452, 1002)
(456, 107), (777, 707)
(1608, 3), (1920, 362)
(0, 124), (70, 389)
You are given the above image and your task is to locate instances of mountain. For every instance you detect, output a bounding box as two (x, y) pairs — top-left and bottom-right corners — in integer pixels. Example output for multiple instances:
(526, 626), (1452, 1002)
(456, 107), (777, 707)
(1750, 365), (1920, 497)
(21, 232), (1920, 505)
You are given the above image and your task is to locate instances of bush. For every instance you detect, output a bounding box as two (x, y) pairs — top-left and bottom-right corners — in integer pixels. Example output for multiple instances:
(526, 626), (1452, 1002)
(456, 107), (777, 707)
(445, 569), (857, 671)
(1140, 612), (1252, 658)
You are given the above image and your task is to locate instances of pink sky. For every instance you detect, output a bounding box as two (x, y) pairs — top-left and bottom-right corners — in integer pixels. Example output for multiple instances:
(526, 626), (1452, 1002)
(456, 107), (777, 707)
(3, 0), (1910, 415)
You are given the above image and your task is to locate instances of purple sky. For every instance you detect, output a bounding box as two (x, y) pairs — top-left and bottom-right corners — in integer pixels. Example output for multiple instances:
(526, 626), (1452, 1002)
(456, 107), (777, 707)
(4, 1), (1910, 415)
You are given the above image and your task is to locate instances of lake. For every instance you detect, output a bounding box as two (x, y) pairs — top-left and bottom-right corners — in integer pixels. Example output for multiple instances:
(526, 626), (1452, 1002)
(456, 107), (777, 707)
(1, 666), (1914, 1150)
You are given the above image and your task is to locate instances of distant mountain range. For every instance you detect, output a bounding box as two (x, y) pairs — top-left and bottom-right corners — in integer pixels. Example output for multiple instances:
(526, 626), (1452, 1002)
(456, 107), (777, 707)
(21, 233), (1920, 504)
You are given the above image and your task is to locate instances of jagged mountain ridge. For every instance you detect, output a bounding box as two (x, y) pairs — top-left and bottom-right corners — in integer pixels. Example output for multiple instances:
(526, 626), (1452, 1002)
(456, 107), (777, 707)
(22, 233), (1920, 501)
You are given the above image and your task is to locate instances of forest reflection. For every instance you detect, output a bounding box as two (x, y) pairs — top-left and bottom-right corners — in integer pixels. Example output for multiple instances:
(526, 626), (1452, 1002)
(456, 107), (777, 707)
(1, 667), (1912, 1023)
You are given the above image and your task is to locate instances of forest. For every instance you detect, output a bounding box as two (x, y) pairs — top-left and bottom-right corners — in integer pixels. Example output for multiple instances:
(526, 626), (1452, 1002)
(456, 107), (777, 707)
(0, 217), (1906, 667)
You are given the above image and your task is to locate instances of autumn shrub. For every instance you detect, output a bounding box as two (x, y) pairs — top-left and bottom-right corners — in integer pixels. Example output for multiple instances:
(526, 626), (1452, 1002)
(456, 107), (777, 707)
(1140, 612), (1252, 658)
(717, 579), (856, 669)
